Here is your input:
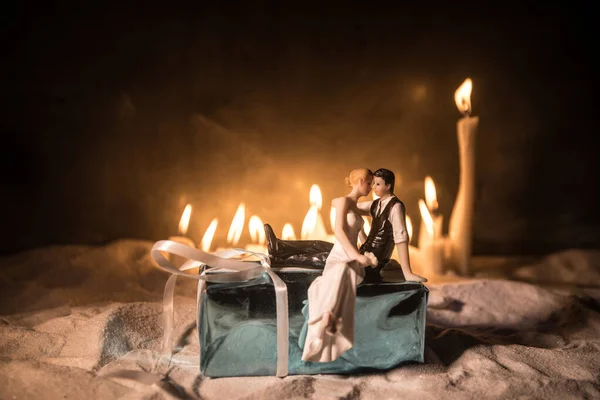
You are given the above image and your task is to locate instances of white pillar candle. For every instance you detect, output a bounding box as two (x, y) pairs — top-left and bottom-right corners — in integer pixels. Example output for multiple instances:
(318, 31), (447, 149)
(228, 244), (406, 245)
(418, 214), (443, 248)
(448, 78), (479, 276)
(418, 199), (444, 275)
(421, 239), (444, 275)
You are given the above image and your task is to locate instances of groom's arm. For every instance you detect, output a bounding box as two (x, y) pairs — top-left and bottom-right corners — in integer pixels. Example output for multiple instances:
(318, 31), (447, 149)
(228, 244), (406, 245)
(389, 202), (411, 268)
(356, 200), (373, 216)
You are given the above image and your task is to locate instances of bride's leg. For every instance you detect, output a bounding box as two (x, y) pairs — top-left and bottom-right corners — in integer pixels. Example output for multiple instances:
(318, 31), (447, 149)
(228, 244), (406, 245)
(322, 311), (337, 335)
(303, 311), (338, 360)
(302, 263), (358, 361)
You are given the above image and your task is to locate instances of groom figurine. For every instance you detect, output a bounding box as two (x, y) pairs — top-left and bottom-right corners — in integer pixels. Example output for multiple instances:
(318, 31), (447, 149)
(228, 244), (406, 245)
(357, 168), (426, 282)
(265, 168), (426, 283)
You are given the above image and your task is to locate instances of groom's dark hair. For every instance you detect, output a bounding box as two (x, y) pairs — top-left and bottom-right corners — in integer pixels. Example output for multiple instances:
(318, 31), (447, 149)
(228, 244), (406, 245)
(373, 168), (395, 193)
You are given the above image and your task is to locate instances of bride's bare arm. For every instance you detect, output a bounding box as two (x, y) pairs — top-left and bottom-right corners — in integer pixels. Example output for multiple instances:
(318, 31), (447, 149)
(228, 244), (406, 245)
(358, 229), (367, 245)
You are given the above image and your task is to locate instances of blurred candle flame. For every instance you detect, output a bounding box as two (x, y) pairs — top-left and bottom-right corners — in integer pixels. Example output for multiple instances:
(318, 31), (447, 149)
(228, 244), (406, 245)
(201, 218), (218, 252)
(418, 199), (434, 237)
(178, 204), (192, 235)
(329, 207), (336, 231)
(227, 203), (245, 245)
(248, 215), (266, 244)
(301, 206), (318, 239)
(282, 223), (296, 240)
(309, 184), (323, 209)
(455, 78), (473, 116)
(302, 184), (327, 240)
(424, 176), (439, 211)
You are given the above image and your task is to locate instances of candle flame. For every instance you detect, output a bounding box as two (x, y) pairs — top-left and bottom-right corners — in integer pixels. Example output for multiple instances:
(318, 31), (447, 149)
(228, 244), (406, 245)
(455, 78), (473, 116)
(201, 218), (218, 252)
(362, 216), (371, 236)
(301, 206), (318, 240)
(309, 184), (323, 210)
(282, 223), (297, 240)
(330, 207), (336, 231)
(418, 199), (435, 237)
(424, 176), (439, 211)
(178, 204), (192, 235)
(226, 203), (245, 245)
(248, 215), (266, 244)
(406, 216), (413, 243)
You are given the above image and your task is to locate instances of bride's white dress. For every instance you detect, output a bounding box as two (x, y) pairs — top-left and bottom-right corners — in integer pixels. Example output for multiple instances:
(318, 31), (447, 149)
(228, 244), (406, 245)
(301, 208), (365, 362)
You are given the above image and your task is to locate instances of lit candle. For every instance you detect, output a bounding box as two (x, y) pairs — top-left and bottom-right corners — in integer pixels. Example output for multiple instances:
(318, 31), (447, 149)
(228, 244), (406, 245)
(200, 218), (218, 252)
(418, 176), (443, 251)
(215, 203), (245, 254)
(329, 207), (336, 233)
(246, 215), (268, 254)
(167, 204), (196, 266)
(281, 223), (297, 240)
(448, 78), (479, 276)
(418, 200), (444, 275)
(301, 184), (328, 240)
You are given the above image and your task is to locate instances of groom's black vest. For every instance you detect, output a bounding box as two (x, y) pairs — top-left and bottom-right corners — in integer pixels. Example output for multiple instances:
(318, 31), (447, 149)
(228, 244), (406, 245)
(359, 196), (401, 265)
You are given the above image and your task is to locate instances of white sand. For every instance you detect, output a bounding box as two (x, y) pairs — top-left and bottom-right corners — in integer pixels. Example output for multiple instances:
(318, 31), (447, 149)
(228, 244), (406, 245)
(1, 240), (599, 399)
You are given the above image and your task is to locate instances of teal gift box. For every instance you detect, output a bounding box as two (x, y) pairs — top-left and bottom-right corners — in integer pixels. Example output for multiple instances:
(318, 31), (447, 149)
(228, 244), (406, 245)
(198, 269), (428, 377)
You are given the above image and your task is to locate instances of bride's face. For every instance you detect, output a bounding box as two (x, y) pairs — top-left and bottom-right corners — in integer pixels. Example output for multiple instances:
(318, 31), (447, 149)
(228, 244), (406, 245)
(357, 176), (373, 197)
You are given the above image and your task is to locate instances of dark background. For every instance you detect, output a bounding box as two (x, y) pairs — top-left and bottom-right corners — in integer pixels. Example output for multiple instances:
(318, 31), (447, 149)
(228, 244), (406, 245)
(1, 2), (598, 255)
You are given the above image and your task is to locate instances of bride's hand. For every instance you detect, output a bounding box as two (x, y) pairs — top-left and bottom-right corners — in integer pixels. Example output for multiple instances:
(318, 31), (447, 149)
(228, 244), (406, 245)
(355, 254), (371, 267)
(356, 253), (378, 268)
(363, 252), (378, 268)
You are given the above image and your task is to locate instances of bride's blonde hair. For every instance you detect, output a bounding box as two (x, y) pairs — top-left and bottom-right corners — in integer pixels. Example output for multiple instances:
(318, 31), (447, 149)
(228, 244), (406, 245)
(344, 168), (373, 187)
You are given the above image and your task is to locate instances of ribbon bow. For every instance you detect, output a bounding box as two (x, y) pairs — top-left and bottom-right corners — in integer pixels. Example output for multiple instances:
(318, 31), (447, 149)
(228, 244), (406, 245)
(151, 240), (290, 377)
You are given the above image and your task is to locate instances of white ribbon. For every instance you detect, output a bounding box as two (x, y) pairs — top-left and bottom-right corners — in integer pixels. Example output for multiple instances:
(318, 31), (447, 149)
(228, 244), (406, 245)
(151, 240), (289, 377)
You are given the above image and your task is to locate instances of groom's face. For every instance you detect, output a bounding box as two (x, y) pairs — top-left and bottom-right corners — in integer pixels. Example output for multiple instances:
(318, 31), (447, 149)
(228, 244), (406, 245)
(372, 177), (391, 197)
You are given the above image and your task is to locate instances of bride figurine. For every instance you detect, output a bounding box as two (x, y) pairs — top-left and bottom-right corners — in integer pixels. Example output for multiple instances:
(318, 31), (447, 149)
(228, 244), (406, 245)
(301, 168), (378, 362)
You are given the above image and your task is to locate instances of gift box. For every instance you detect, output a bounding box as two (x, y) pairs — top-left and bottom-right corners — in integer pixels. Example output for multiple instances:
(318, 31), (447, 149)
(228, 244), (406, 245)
(199, 269), (428, 377)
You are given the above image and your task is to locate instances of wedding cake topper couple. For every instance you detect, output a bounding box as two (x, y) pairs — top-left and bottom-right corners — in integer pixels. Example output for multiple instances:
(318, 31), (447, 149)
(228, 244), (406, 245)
(265, 167), (427, 363)
(265, 168), (427, 284)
